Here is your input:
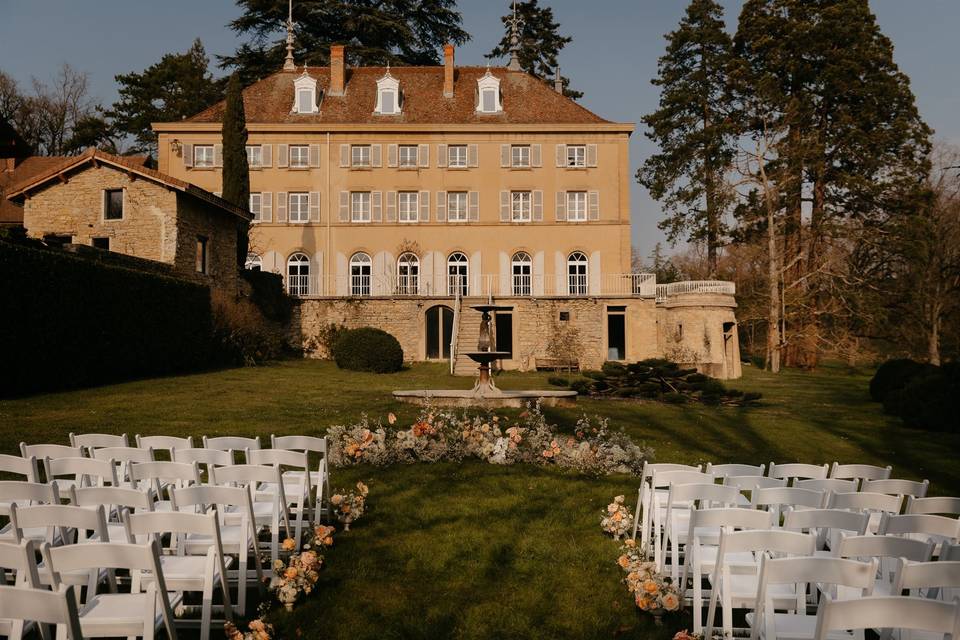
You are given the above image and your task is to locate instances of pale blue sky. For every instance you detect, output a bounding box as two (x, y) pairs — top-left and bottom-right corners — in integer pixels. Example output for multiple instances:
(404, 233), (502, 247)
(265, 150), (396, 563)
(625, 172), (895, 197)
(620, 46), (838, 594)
(1, 0), (957, 257)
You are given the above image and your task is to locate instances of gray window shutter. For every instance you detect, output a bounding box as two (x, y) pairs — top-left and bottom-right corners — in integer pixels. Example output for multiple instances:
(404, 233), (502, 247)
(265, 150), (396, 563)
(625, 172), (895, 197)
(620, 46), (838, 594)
(387, 144), (398, 168)
(371, 144), (382, 167)
(533, 190), (543, 221)
(468, 144), (479, 167)
(418, 144), (429, 168)
(419, 191), (430, 222)
(531, 144), (542, 168)
(500, 144), (510, 168)
(589, 190), (600, 220)
(278, 144), (289, 168)
(261, 192), (273, 222)
(309, 144), (321, 168)
(437, 144), (447, 168)
(309, 191), (321, 222)
(499, 191), (510, 221)
(555, 191), (566, 221)
(386, 191), (397, 222)
(587, 144), (598, 168)
(340, 144), (350, 168)
(469, 191), (479, 221)
(183, 143), (194, 168)
(372, 191), (382, 222)
(556, 144), (566, 167)
(277, 192), (288, 222)
(436, 191), (446, 221)
(214, 144), (223, 167)
(338, 191), (349, 222)
(261, 144), (272, 167)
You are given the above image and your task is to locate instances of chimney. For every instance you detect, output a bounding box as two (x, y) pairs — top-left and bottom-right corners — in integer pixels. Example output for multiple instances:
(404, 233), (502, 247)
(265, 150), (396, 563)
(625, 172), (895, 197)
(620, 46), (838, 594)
(554, 67), (563, 94)
(443, 44), (455, 98)
(329, 44), (345, 96)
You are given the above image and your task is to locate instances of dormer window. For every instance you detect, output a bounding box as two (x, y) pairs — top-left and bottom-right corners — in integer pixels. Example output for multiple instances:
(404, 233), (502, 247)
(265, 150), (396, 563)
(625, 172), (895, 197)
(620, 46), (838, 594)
(292, 68), (319, 114)
(476, 69), (502, 114)
(375, 68), (401, 115)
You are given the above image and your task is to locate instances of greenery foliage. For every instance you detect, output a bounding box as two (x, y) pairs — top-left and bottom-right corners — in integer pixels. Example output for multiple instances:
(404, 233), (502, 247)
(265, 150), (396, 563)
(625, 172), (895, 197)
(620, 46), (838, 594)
(870, 359), (958, 432)
(332, 327), (403, 373)
(220, 73), (251, 267)
(210, 288), (287, 367)
(868, 358), (937, 402)
(0, 241), (214, 396)
(241, 269), (293, 323)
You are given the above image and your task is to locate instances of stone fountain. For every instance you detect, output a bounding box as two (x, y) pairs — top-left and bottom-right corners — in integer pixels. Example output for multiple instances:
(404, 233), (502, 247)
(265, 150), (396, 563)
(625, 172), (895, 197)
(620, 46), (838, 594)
(393, 304), (577, 408)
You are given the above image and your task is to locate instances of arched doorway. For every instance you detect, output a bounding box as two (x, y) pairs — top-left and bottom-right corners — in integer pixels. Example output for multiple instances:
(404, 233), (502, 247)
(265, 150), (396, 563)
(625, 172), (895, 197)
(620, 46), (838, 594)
(425, 305), (454, 360)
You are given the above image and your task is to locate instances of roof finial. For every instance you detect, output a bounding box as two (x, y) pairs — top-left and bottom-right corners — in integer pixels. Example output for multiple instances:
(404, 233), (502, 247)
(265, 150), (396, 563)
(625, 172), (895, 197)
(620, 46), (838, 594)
(506, 0), (523, 71)
(283, 0), (296, 71)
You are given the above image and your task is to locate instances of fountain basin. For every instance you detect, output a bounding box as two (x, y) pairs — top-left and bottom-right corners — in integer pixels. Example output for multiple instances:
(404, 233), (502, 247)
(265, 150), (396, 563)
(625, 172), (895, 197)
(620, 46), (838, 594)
(392, 388), (577, 408)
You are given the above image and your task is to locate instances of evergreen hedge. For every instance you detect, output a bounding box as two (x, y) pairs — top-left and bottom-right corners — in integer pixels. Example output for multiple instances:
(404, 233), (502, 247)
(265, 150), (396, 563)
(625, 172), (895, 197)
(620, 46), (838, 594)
(332, 327), (404, 373)
(0, 241), (215, 396)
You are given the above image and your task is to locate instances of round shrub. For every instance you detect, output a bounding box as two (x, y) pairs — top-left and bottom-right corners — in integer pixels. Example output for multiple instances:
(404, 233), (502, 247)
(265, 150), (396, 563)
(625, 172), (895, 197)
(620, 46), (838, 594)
(332, 327), (403, 373)
(547, 375), (570, 387)
(886, 363), (958, 432)
(869, 358), (937, 402)
(569, 379), (592, 395)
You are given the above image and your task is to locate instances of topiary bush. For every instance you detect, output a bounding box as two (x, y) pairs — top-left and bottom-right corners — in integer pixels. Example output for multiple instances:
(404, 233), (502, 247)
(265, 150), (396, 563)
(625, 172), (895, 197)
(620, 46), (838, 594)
(869, 358), (938, 402)
(332, 327), (404, 373)
(883, 362), (958, 432)
(547, 375), (569, 387)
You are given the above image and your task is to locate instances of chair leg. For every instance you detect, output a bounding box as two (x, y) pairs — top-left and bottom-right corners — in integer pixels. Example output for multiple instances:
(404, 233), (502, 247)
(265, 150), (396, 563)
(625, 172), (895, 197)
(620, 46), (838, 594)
(237, 553), (248, 614)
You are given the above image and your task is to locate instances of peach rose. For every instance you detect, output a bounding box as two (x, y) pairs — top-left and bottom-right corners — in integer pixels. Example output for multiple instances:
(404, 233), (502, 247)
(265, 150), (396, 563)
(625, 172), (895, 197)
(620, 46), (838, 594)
(281, 538), (296, 551)
(323, 536), (333, 546)
(284, 567), (298, 579)
(643, 579), (659, 594)
(388, 412), (397, 425)
(617, 555), (630, 568)
(542, 450), (553, 458)
(612, 511), (623, 522)
(331, 494), (343, 505)
(662, 593), (680, 611)
(624, 538), (637, 548)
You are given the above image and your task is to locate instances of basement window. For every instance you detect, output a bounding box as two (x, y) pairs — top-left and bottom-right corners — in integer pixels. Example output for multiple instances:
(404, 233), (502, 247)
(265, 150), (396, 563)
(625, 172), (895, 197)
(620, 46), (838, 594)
(92, 237), (110, 251)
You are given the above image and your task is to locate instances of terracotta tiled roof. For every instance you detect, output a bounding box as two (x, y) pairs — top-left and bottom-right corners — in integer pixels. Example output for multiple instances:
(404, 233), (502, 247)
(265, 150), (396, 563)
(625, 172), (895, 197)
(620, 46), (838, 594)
(5, 148), (252, 221)
(0, 156), (69, 225)
(183, 66), (610, 126)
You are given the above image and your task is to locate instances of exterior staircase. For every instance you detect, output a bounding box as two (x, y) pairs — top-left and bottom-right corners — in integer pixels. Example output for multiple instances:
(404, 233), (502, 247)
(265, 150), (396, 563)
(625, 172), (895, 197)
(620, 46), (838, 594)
(452, 299), (485, 376)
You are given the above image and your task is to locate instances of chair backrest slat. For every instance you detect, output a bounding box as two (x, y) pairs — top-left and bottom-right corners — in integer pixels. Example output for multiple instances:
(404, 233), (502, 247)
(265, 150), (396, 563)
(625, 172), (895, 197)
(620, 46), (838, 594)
(863, 478), (929, 498)
(0, 454), (38, 482)
(907, 496), (960, 517)
(769, 462), (829, 481)
(813, 595), (960, 639)
(0, 584), (84, 640)
(795, 478), (858, 494)
(706, 463), (765, 477)
(69, 432), (128, 452)
(837, 534), (934, 562)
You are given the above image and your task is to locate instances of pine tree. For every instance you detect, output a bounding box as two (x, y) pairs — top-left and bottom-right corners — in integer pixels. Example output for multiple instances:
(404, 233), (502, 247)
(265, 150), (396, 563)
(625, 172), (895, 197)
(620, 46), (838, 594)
(637, 0), (734, 276)
(222, 0), (470, 84)
(220, 74), (251, 269)
(487, 0), (581, 99)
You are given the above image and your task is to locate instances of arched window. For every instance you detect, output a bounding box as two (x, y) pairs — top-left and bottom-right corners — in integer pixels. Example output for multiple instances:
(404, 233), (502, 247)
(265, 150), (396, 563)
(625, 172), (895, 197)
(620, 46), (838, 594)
(447, 252), (469, 297)
(350, 252), (371, 296)
(287, 253), (310, 296)
(245, 253), (262, 272)
(397, 252), (419, 295)
(567, 251), (588, 296)
(512, 252), (532, 296)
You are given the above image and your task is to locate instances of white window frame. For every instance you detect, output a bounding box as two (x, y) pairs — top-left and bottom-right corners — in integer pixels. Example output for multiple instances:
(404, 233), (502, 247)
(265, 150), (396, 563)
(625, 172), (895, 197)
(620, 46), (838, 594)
(297, 88), (313, 114)
(351, 145), (371, 168)
(351, 191), (371, 223)
(567, 251), (589, 296)
(193, 145), (214, 168)
(398, 145), (418, 168)
(375, 72), (401, 115)
(567, 191), (587, 222)
(249, 192), (263, 222)
(447, 252), (469, 296)
(288, 192), (310, 223)
(350, 252), (372, 296)
(397, 252), (419, 295)
(398, 191), (419, 223)
(476, 69), (502, 114)
(292, 71), (319, 114)
(289, 144), (310, 169)
(511, 145), (530, 168)
(447, 191), (469, 222)
(287, 253), (310, 296)
(511, 191), (532, 222)
(246, 145), (262, 168)
(566, 144), (586, 168)
(512, 252), (532, 297)
(448, 144), (468, 168)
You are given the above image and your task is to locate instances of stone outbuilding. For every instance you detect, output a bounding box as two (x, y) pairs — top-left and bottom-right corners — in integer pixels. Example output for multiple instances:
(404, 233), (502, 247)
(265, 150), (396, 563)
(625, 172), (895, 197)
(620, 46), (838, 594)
(5, 148), (253, 290)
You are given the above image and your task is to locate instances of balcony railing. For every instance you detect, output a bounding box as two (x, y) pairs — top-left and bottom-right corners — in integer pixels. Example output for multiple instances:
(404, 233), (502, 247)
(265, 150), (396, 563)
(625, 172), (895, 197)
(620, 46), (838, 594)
(283, 273), (734, 301)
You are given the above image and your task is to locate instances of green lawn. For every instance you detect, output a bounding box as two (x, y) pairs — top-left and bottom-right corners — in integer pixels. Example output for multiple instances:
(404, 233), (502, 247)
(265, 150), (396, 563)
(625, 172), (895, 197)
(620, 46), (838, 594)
(1, 360), (955, 639)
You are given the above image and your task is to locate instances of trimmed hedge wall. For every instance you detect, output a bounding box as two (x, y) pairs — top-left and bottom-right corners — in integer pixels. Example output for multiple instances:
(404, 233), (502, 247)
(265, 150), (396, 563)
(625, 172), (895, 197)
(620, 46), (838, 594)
(332, 327), (404, 373)
(0, 241), (215, 397)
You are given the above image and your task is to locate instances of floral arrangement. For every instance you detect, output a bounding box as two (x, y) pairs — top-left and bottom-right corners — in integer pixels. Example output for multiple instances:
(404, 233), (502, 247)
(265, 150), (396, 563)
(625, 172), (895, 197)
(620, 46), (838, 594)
(326, 402), (653, 476)
(311, 524), (336, 549)
(673, 630), (728, 640)
(270, 548), (322, 609)
(225, 618), (273, 640)
(601, 495), (633, 539)
(613, 538), (680, 622)
(331, 481), (368, 530)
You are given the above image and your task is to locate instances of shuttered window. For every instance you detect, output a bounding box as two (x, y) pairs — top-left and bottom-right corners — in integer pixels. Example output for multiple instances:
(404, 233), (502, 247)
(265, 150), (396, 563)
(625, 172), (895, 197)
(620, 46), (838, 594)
(289, 145), (309, 168)
(447, 192), (468, 222)
(398, 191), (419, 223)
(567, 191), (587, 221)
(288, 192), (310, 223)
(351, 192), (371, 222)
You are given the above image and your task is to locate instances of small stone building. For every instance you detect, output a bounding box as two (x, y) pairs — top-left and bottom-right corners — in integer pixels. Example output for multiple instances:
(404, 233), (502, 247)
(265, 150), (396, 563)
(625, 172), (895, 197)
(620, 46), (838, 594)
(6, 148), (252, 290)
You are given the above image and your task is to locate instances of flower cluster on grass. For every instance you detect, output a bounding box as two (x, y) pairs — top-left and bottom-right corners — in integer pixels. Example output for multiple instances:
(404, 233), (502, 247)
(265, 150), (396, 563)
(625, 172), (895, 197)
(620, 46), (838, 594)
(225, 617), (273, 640)
(603, 513), (681, 619)
(673, 630), (728, 640)
(270, 548), (322, 607)
(326, 402), (652, 476)
(601, 495), (633, 539)
(331, 481), (368, 529)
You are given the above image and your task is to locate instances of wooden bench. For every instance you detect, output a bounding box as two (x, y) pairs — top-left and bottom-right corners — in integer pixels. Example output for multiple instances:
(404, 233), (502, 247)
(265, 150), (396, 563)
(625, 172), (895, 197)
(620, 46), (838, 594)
(535, 358), (580, 372)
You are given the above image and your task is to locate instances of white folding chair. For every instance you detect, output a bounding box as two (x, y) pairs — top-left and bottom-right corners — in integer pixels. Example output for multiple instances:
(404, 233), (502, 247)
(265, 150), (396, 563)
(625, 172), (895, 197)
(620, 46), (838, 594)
(679, 507), (775, 633)
(813, 595), (960, 640)
(648, 469), (716, 563)
(707, 528), (818, 638)
(707, 463), (766, 478)
(837, 535), (934, 597)
(753, 486), (827, 523)
(662, 483), (740, 580)
(879, 513), (960, 548)
(748, 556), (877, 640)
(769, 463), (829, 485)
(135, 435), (194, 460)
(784, 509), (870, 557)
(894, 560), (960, 604)
(171, 485), (265, 614)
(69, 433), (129, 456)
(69, 485), (154, 543)
(725, 476), (788, 507)
(0, 454), (38, 483)
(0, 583), (84, 640)
(0, 482), (61, 542)
(907, 497), (960, 517)
(248, 448), (311, 543)
(0, 540), (45, 640)
(171, 449), (232, 481)
(129, 461), (201, 513)
(863, 479), (929, 499)
(124, 510), (233, 640)
(796, 478), (859, 494)
(202, 436), (260, 464)
(830, 463), (892, 488)
(91, 447), (154, 486)
(270, 434), (331, 523)
(19, 444), (84, 486)
(43, 540), (178, 640)
(46, 457), (119, 491)
(630, 462), (703, 546)
(210, 463), (291, 562)
(828, 491), (904, 534)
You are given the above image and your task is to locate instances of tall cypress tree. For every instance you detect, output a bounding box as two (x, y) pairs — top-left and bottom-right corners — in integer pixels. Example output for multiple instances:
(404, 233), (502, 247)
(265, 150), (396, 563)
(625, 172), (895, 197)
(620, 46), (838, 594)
(638, 0), (734, 276)
(220, 73), (251, 269)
